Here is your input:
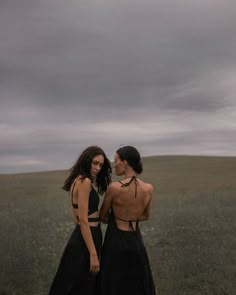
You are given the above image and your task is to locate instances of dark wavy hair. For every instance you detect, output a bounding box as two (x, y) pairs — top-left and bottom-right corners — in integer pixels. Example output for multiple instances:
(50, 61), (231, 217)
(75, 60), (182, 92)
(63, 146), (112, 194)
(116, 145), (143, 174)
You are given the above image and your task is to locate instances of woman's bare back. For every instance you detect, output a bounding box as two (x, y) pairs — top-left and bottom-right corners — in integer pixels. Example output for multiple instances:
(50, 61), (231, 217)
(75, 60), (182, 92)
(112, 177), (153, 231)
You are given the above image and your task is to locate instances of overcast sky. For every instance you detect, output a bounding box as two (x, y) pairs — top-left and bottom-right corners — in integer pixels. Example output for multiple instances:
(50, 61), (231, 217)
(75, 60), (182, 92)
(1, 0), (236, 173)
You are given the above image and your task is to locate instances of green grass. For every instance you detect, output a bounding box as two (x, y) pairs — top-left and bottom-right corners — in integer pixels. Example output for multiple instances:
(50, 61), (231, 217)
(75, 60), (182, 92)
(0, 156), (236, 295)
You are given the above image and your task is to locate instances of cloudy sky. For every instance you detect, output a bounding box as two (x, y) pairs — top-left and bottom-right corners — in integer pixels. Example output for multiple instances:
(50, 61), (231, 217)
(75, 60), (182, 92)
(1, 0), (236, 173)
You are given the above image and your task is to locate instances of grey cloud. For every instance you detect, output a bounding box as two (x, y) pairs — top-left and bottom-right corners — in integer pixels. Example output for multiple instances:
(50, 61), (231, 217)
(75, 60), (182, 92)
(1, 0), (236, 111)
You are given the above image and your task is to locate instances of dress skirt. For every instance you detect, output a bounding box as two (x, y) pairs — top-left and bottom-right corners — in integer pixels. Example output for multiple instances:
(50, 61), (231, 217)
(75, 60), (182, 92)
(49, 224), (102, 295)
(97, 214), (156, 295)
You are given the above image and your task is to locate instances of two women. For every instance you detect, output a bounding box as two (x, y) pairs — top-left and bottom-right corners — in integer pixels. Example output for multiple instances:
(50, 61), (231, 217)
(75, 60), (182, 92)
(49, 145), (156, 295)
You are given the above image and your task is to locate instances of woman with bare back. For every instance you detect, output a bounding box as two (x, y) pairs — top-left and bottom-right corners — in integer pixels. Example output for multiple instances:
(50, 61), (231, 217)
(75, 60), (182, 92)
(48, 146), (112, 295)
(97, 145), (156, 295)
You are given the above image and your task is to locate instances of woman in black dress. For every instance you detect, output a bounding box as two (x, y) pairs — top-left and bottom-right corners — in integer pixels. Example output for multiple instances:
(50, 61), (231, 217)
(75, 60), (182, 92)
(48, 146), (112, 295)
(98, 145), (156, 295)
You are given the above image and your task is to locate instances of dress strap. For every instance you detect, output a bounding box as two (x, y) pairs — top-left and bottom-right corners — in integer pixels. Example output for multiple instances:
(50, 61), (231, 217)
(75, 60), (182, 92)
(113, 214), (139, 231)
(70, 180), (78, 208)
(88, 217), (100, 222)
(119, 176), (138, 198)
(76, 216), (100, 222)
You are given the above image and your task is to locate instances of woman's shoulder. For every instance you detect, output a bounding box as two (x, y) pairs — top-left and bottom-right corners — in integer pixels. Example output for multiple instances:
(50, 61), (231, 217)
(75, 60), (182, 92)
(106, 181), (123, 192)
(139, 179), (153, 193)
(74, 176), (92, 188)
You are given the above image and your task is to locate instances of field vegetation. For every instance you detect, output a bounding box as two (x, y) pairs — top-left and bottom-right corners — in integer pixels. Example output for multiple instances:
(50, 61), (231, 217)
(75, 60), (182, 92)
(0, 156), (235, 295)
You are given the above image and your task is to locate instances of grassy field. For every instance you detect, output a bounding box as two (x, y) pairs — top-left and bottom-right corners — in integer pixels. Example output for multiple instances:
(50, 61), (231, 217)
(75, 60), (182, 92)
(0, 156), (236, 295)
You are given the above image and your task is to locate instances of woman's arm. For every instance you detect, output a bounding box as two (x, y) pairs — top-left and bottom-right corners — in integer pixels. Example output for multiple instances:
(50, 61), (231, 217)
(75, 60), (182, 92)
(76, 178), (99, 272)
(99, 183), (116, 223)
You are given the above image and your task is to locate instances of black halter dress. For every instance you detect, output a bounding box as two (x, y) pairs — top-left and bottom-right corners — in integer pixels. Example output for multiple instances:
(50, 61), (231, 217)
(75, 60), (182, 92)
(48, 183), (102, 295)
(97, 176), (156, 295)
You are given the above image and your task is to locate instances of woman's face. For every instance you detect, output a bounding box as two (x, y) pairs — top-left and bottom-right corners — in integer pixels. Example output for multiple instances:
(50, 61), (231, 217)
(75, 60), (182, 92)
(114, 152), (126, 176)
(90, 154), (104, 177)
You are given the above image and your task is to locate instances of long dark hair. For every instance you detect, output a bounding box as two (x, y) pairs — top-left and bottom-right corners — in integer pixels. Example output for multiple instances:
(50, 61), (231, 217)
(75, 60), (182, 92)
(63, 146), (112, 194)
(116, 145), (143, 174)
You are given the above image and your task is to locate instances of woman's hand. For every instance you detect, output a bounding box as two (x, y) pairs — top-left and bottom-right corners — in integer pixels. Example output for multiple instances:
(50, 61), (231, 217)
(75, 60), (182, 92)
(90, 253), (100, 274)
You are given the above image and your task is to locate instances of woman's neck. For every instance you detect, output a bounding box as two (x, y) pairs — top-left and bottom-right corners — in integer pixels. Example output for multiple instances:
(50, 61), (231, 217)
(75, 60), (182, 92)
(124, 171), (138, 179)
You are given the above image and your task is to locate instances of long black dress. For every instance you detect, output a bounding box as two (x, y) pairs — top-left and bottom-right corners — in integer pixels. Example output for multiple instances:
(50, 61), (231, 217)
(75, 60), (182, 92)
(48, 186), (102, 295)
(97, 210), (156, 295)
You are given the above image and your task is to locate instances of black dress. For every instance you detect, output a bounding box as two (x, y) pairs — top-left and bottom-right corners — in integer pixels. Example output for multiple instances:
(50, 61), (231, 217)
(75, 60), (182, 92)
(48, 186), (102, 295)
(97, 209), (156, 295)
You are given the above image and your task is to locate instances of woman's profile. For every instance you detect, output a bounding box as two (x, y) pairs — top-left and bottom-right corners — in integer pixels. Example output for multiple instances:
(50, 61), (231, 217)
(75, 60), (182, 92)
(48, 146), (112, 295)
(98, 145), (156, 295)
